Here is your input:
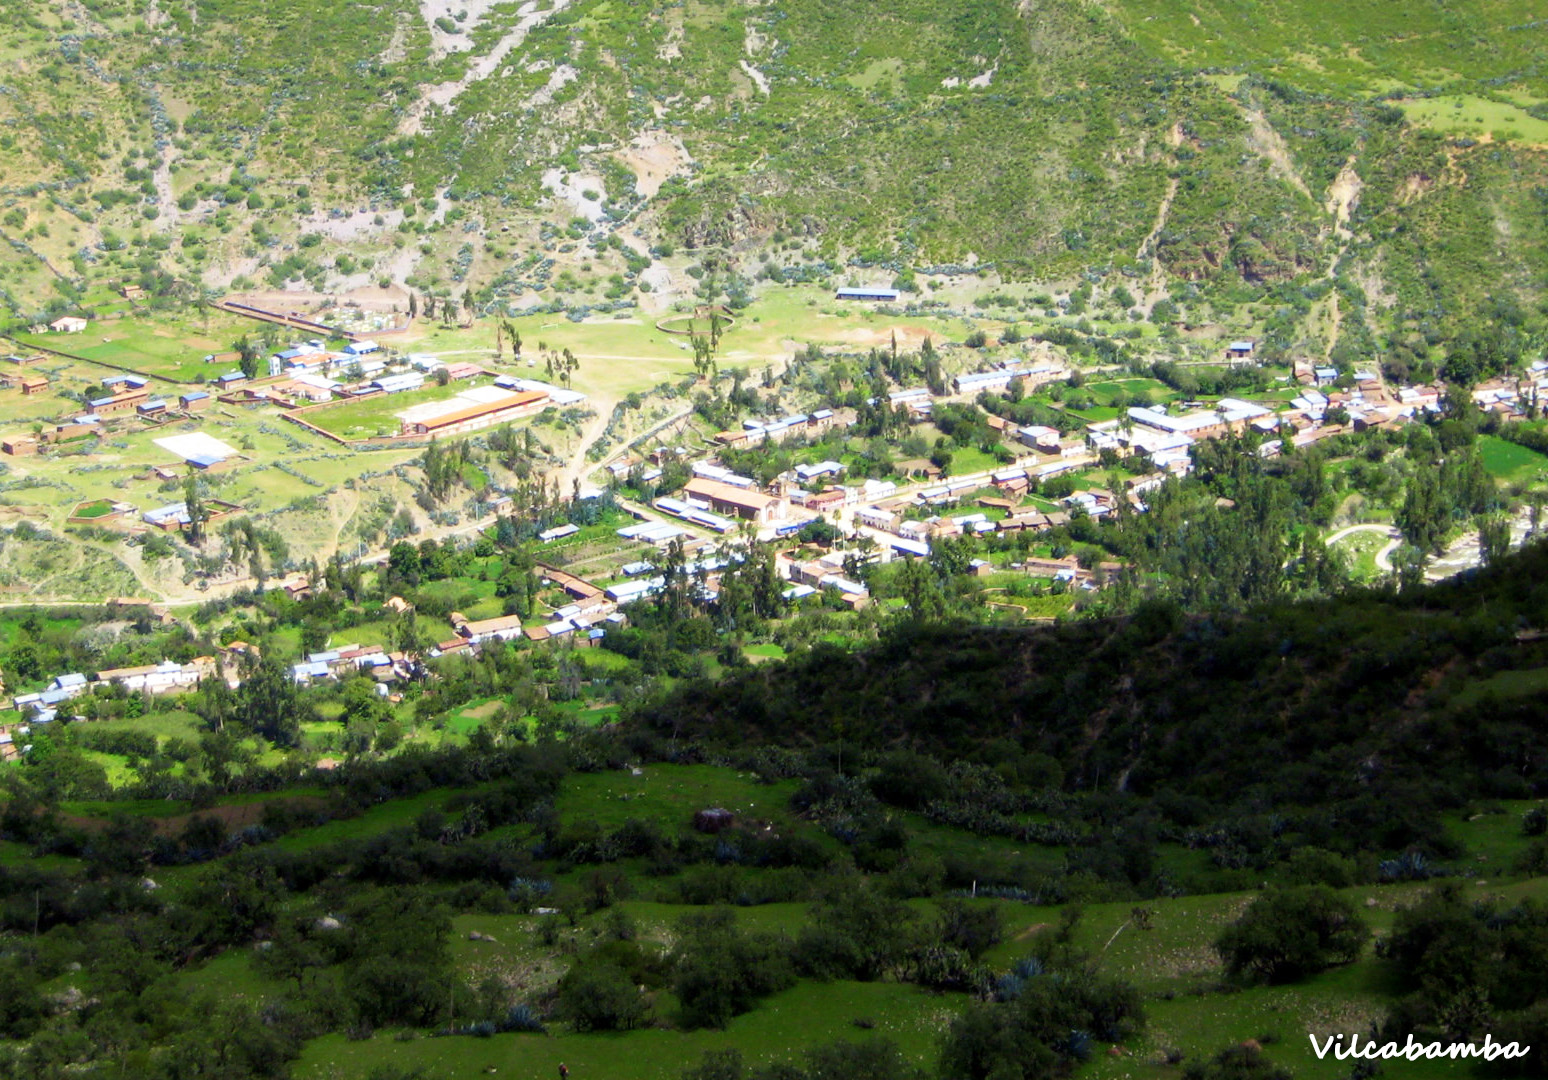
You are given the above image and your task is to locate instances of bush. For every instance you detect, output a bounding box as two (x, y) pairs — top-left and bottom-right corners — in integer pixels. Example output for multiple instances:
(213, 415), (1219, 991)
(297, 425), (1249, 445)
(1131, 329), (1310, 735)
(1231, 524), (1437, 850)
(498, 1004), (546, 1033)
(555, 958), (647, 1031)
(936, 899), (1004, 960)
(1215, 887), (1369, 983)
(1182, 1044), (1292, 1080)
(1280, 847), (1358, 888)
(794, 885), (916, 981)
(940, 964), (1143, 1080)
(671, 909), (796, 1029)
(869, 751), (950, 810)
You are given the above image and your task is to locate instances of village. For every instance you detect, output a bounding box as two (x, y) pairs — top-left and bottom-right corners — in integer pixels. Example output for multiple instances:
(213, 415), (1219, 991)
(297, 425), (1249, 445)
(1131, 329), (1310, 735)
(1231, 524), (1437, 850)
(1, 288), (1545, 764)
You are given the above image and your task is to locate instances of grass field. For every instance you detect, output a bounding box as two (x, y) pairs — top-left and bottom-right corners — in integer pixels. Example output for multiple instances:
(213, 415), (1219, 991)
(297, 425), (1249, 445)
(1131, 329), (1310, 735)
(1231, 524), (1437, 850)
(396, 288), (980, 401)
(555, 764), (803, 835)
(300, 383), (500, 440)
(270, 786), (471, 853)
(943, 445), (1001, 477)
(1082, 378), (1176, 408)
(11, 308), (250, 382)
(294, 980), (951, 1080)
(1478, 434), (1548, 484)
(1396, 94), (1548, 145)
(1449, 666), (1548, 709)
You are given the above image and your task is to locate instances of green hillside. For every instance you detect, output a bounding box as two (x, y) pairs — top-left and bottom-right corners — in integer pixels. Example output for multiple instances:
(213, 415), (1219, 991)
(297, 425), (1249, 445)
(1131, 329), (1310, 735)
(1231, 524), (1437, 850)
(0, 0), (1542, 360)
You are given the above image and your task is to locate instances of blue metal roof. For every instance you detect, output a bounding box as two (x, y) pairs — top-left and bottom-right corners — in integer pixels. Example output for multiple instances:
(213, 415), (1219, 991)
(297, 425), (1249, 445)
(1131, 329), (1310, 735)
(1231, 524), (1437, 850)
(180, 391), (210, 402)
(187, 453), (223, 467)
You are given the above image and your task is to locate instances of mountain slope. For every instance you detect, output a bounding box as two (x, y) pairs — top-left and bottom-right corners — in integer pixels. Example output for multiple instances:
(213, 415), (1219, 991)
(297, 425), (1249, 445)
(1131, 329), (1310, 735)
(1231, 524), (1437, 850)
(0, 0), (1543, 349)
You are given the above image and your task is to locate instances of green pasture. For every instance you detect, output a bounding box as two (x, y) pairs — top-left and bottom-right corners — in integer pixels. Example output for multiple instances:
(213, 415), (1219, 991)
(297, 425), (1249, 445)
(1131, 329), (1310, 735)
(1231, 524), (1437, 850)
(294, 980), (951, 1080)
(1396, 95), (1548, 145)
(11, 308), (249, 382)
(555, 764), (803, 834)
(1478, 434), (1548, 484)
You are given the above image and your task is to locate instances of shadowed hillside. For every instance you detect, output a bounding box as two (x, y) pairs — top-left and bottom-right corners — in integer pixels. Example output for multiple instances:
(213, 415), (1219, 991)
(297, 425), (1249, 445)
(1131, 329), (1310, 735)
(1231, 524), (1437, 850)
(635, 538), (1548, 852)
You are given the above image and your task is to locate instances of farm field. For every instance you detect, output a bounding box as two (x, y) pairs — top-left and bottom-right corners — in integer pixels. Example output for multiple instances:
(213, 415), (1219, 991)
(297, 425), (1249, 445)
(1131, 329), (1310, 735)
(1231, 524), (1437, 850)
(1478, 434), (1548, 484)
(397, 288), (981, 401)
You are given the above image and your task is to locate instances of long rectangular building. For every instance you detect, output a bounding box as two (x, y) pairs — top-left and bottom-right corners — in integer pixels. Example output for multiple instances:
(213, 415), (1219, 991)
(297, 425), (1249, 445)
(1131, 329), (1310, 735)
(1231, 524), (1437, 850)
(398, 389), (547, 436)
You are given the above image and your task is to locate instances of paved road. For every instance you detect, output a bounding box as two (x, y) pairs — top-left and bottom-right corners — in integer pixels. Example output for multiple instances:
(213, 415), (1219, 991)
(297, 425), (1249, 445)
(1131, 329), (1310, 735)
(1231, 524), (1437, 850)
(1325, 522), (1401, 573)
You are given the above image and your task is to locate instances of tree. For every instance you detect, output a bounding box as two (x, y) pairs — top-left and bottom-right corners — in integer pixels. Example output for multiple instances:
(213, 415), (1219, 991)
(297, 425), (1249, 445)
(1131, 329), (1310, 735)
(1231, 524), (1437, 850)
(794, 883), (916, 981)
(345, 889), (460, 1027)
(897, 556), (945, 621)
(1392, 542), (1429, 591)
(234, 656), (308, 748)
(671, 909), (795, 1029)
(183, 474), (209, 545)
(1215, 886), (1369, 983)
(234, 334), (262, 380)
(1479, 512), (1512, 567)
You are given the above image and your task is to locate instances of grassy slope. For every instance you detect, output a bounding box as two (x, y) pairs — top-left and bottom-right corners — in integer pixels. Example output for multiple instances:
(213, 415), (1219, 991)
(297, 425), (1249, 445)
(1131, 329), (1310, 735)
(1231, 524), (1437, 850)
(15, 723), (1546, 1080)
(0, 0), (1539, 347)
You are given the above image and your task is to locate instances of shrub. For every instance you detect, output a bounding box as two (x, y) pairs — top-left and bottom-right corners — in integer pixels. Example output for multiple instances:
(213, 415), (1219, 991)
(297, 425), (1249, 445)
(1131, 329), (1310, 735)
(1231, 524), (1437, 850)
(554, 958), (646, 1031)
(1182, 1044), (1292, 1080)
(940, 965), (1143, 1080)
(794, 885), (916, 981)
(1280, 847), (1358, 888)
(869, 751), (950, 810)
(672, 909), (795, 1028)
(936, 899), (1004, 960)
(1215, 887), (1369, 983)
